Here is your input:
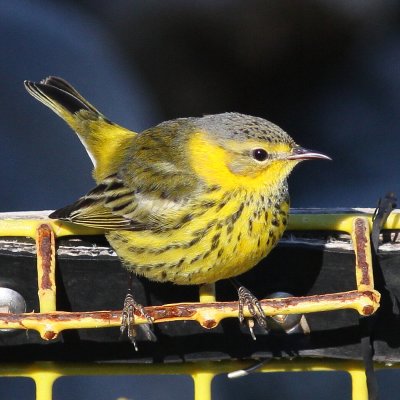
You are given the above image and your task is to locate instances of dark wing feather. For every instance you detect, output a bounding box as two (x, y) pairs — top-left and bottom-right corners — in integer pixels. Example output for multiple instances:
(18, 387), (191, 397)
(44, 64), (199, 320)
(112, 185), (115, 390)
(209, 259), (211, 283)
(49, 175), (140, 230)
(49, 174), (193, 231)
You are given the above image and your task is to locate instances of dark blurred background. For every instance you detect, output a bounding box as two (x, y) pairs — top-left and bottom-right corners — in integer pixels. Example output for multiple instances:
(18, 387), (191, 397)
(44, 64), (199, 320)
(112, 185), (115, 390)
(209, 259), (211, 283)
(1, 0), (400, 398)
(2, 0), (400, 212)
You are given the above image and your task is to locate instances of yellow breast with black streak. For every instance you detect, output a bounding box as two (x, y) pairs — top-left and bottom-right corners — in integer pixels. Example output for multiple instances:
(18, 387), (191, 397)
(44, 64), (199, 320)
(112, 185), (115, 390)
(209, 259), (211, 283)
(107, 190), (288, 284)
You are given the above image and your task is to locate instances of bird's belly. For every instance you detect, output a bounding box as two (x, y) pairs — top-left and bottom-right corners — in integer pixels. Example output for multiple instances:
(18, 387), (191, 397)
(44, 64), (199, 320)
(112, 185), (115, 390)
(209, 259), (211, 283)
(106, 198), (289, 285)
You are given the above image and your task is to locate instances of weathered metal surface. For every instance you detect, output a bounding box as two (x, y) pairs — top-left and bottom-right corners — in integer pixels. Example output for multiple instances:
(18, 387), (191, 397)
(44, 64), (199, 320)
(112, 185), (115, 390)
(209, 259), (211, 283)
(0, 289), (380, 339)
(352, 218), (373, 289)
(35, 224), (56, 312)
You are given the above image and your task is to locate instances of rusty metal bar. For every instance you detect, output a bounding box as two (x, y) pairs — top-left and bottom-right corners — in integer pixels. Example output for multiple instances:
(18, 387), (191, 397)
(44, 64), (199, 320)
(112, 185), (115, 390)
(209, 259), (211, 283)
(35, 224), (56, 312)
(0, 289), (379, 340)
(352, 217), (374, 292)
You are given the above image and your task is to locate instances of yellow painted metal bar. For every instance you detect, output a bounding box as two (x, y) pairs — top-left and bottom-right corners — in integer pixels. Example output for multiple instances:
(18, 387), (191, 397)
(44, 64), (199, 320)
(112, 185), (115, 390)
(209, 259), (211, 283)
(32, 371), (59, 400)
(0, 289), (379, 339)
(0, 359), (395, 400)
(192, 371), (213, 400)
(0, 218), (102, 239)
(288, 211), (400, 233)
(0, 211), (399, 239)
(0, 359), (390, 400)
(0, 311), (121, 340)
(288, 213), (364, 232)
(348, 368), (369, 400)
(0, 359), (392, 377)
(199, 283), (216, 303)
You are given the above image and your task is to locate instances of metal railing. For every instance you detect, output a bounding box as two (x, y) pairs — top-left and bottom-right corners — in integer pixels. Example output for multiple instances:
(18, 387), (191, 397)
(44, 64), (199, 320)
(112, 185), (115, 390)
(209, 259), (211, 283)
(0, 208), (398, 399)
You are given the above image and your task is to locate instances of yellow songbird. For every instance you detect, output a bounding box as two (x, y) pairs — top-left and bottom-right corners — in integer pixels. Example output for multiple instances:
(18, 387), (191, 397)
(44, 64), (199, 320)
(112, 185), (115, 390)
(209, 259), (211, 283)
(25, 77), (330, 348)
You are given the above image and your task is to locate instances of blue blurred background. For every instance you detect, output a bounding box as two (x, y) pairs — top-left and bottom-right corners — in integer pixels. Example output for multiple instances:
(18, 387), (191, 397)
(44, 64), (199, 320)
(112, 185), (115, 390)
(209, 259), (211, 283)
(1, 0), (400, 398)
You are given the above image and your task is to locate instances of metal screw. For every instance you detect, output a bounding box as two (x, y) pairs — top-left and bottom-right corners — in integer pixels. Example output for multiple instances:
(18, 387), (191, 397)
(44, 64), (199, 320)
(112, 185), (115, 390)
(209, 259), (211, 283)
(267, 291), (310, 334)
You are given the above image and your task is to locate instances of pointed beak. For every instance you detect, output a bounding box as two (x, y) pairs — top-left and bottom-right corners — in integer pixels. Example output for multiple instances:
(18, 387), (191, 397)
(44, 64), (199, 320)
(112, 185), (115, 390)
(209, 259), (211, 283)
(286, 146), (331, 161)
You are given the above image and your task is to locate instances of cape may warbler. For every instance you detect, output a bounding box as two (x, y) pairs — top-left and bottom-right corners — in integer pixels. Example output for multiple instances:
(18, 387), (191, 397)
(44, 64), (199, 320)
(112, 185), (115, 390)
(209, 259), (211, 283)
(25, 77), (330, 346)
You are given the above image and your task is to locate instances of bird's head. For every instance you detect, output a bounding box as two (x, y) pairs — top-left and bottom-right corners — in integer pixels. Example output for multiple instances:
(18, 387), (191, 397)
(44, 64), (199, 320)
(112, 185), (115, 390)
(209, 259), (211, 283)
(187, 113), (330, 191)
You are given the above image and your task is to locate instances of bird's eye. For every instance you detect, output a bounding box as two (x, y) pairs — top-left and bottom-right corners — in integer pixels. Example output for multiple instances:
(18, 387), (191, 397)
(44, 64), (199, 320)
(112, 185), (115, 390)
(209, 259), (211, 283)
(251, 148), (268, 162)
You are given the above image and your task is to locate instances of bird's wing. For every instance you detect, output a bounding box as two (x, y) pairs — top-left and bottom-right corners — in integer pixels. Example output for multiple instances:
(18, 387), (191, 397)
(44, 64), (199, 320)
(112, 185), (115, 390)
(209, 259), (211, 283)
(49, 172), (198, 231)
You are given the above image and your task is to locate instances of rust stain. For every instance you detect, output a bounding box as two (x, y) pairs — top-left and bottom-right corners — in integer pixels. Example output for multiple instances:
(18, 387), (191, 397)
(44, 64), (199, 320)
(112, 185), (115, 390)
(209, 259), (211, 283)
(354, 218), (370, 286)
(362, 305), (374, 315)
(152, 305), (196, 320)
(44, 331), (57, 340)
(37, 224), (53, 290)
(201, 319), (218, 329)
(259, 291), (369, 309)
(0, 311), (120, 323)
(362, 290), (379, 304)
(260, 293), (335, 308)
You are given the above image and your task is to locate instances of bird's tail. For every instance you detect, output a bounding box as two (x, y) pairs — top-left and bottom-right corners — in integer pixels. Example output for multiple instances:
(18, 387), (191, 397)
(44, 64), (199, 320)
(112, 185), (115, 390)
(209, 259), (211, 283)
(24, 77), (136, 182)
(24, 76), (104, 130)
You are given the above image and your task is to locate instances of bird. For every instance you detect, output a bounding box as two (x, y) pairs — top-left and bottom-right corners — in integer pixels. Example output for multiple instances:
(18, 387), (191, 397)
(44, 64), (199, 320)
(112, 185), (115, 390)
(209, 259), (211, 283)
(24, 76), (330, 348)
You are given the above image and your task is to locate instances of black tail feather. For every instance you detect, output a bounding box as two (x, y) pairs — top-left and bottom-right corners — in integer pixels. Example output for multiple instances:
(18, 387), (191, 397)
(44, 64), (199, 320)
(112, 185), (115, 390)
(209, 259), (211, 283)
(24, 75), (103, 116)
(40, 77), (99, 113)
